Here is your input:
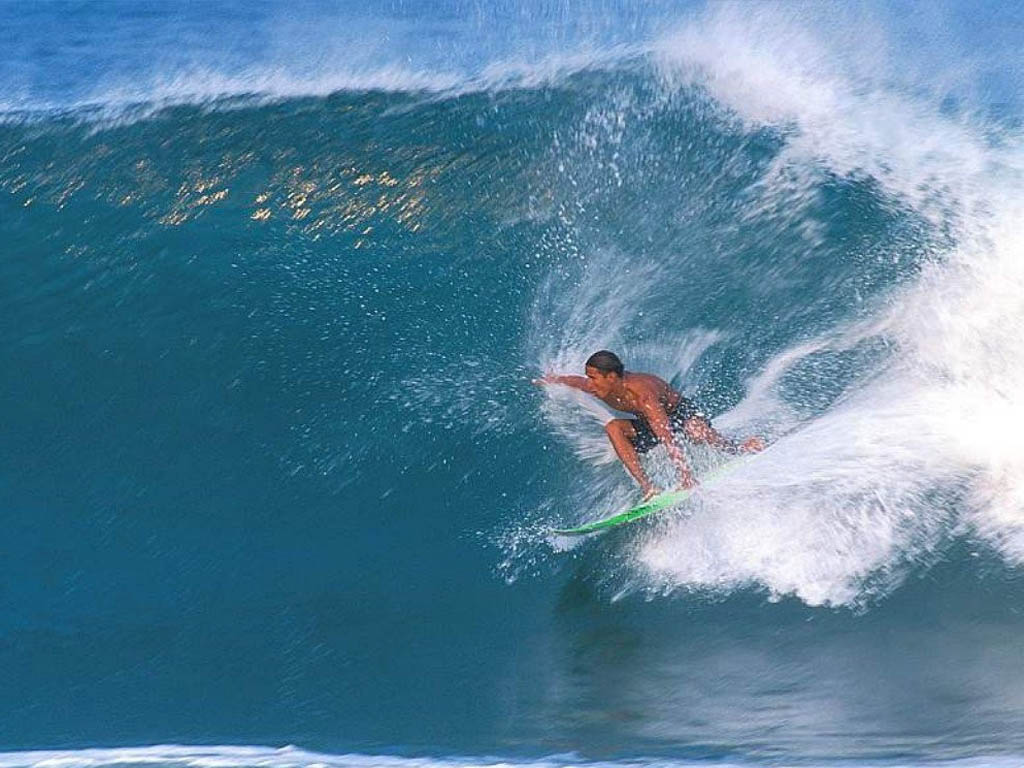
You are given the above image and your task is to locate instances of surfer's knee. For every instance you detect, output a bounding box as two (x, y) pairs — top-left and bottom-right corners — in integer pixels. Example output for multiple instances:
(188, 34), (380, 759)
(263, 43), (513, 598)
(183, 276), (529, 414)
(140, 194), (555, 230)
(684, 417), (711, 442)
(605, 418), (635, 441)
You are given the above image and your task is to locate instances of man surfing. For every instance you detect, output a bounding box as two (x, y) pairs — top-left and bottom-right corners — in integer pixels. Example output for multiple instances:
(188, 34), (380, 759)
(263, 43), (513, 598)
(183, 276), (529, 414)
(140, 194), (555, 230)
(536, 350), (764, 501)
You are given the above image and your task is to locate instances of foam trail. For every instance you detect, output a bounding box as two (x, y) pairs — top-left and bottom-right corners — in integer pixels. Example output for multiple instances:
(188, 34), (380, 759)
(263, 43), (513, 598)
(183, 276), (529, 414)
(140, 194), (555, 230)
(521, 3), (1024, 606)
(627, 4), (1024, 604)
(0, 746), (1018, 768)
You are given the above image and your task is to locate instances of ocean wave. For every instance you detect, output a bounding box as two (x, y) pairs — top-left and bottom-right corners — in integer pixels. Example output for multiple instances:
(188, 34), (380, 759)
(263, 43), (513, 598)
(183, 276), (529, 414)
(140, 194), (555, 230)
(4, 1), (1024, 760)
(0, 745), (1019, 768)
(522, 4), (1024, 606)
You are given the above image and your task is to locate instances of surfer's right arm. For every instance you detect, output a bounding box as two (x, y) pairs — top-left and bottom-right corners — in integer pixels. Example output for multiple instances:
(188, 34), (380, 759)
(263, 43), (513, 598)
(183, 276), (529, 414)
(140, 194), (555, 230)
(638, 395), (696, 489)
(532, 374), (595, 392)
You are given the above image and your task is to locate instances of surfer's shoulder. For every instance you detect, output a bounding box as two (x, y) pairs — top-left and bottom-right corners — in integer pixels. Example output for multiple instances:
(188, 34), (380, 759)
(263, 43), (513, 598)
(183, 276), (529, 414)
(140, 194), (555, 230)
(624, 371), (665, 393)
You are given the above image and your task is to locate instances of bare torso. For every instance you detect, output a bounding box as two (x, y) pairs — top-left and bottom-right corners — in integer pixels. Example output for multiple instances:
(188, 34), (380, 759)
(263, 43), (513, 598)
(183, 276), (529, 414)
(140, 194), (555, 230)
(537, 364), (764, 494)
(597, 372), (681, 416)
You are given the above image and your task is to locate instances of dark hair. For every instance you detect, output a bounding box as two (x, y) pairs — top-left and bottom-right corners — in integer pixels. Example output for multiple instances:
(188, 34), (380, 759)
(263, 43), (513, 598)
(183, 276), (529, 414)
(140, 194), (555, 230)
(585, 350), (624, 376)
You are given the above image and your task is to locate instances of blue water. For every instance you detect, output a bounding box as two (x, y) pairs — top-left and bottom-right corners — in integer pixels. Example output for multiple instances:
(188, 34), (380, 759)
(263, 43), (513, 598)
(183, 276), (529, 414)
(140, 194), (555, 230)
(3, 1), (1024, 766)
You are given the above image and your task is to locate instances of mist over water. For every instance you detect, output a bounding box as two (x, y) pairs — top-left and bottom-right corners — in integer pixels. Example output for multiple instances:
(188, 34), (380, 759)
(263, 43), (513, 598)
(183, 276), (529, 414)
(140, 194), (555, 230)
(3, 1), (1024, 765)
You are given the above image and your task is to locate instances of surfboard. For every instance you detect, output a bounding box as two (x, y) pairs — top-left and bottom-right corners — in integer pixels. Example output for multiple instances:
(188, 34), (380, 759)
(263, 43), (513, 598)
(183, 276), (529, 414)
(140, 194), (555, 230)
(553, 455), (755, 536)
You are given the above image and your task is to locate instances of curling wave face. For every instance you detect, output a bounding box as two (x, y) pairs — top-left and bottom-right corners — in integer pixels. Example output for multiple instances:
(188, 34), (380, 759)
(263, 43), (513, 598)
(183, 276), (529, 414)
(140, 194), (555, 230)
(3, 0), (1024, 762)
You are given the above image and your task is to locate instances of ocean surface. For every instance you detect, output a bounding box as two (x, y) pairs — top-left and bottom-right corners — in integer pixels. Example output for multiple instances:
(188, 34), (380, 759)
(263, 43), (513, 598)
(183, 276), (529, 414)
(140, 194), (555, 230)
(3, 1), (1024, 766)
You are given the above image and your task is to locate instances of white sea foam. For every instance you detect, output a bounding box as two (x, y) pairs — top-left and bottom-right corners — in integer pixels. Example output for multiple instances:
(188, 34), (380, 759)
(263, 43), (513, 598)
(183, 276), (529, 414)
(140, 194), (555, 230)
(533, 3), (1024, 605)
(0, 745), (1017, 768)
(644, 5), (1024, 604)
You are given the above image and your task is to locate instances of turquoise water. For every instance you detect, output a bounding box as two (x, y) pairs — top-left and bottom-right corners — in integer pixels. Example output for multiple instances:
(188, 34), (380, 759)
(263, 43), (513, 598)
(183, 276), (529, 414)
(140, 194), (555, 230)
(3, 1), (1024, 765)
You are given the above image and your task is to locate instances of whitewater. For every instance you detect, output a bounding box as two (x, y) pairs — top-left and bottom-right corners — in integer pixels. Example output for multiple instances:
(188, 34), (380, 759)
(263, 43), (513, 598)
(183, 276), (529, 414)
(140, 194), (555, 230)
(2, 0), (1024, 765)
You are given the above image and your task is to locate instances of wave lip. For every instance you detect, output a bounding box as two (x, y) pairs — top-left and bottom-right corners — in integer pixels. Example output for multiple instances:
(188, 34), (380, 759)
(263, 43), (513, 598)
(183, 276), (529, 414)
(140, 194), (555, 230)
(0, 42), (653, 128)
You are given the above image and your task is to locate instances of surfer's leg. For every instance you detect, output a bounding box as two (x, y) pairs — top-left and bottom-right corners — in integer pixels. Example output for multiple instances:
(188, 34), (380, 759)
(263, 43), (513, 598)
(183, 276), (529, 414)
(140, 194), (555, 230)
(683, 416), (739, 454)
(605, 419), (656, 495)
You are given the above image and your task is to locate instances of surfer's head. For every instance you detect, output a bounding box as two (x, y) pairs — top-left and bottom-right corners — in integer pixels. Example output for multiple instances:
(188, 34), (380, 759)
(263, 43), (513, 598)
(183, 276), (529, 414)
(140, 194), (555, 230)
(585, 350), (624, 397)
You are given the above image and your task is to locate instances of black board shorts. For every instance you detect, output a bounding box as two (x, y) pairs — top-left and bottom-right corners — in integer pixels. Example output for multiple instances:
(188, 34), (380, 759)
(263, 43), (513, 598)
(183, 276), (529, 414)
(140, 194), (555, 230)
(629, 397), (709, 455)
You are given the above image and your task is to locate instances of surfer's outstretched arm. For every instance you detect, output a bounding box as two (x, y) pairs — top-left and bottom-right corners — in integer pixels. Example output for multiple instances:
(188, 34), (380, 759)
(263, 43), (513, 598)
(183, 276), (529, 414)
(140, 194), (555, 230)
(533, 374), (594, 393)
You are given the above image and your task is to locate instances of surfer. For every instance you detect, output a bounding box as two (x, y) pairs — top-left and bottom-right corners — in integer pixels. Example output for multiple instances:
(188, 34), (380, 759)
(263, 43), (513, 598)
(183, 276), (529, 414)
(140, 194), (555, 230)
(535, 350), (764, 500)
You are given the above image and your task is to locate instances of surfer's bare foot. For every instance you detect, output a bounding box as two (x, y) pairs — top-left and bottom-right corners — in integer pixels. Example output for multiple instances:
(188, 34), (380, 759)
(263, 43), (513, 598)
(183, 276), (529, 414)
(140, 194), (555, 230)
(739, 436), (765, 453)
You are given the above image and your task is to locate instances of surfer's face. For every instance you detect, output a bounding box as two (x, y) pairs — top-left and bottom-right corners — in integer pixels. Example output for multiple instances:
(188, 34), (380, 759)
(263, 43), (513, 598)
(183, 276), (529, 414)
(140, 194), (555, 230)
(585, 365), (620, 398)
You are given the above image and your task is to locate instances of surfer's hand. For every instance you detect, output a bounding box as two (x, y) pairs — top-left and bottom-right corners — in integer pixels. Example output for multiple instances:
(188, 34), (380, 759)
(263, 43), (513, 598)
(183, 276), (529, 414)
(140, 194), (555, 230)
(739, 436), (765, 453)
(641, 484), (661, 502)
(532, 373), (556, 387)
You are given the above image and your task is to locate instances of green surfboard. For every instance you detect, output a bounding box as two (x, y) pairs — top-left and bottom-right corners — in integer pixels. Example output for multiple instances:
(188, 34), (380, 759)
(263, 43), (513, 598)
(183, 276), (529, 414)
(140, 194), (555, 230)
(553, 456), (755, 536)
